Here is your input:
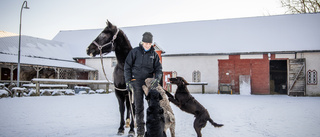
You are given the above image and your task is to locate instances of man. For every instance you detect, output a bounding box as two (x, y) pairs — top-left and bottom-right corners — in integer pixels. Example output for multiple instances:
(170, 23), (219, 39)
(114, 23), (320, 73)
(124, 32), (163, 137)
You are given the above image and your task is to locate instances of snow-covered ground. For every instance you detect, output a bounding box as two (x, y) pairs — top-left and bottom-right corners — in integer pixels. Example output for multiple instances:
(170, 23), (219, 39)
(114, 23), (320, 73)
(0, 93), (319, 137)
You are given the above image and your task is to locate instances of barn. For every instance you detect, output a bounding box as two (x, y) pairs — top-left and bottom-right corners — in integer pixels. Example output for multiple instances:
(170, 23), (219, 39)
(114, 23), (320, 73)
(0, 31), (97, 86)
(53, 13), (320, 96)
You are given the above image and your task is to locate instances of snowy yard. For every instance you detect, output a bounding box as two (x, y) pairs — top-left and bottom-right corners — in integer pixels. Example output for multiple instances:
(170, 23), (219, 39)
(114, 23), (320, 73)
(0, 93), (319, 137)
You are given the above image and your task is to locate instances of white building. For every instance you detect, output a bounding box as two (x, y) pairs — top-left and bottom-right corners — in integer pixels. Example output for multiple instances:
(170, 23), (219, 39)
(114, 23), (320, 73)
(54, 13), (320, 96)
(0, 31), (97, 86)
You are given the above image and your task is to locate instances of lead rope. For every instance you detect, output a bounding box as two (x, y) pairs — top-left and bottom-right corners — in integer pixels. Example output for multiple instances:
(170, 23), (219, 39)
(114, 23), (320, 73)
(94, 29), (128, 91)
(99, 49), (110, 82)
(95, 29), (135, 129)
(94, 29), (120, 82)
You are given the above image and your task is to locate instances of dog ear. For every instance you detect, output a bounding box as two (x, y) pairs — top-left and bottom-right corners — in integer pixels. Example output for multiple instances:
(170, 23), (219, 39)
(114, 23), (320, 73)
(142, 85), (149, 95)
(180, 77), (189, 85)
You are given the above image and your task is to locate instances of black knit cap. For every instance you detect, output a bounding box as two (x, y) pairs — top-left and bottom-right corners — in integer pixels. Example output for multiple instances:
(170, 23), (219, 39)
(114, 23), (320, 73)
(142, 32), (153, 43)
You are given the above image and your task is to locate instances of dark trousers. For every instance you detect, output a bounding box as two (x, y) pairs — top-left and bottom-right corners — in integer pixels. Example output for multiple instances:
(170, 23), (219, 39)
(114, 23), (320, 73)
(132, 80), (146, 135)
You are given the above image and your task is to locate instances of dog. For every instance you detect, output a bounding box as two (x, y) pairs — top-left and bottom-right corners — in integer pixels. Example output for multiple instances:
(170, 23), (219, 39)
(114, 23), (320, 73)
(166, 76), (223, 137)
(144, 89), (167, 137)
(143, 78), (175, 137)
(142, 78), (176, 137)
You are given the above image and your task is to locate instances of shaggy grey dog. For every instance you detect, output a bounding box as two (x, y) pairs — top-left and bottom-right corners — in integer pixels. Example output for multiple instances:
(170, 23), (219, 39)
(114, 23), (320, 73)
(143, 78), (175, 137)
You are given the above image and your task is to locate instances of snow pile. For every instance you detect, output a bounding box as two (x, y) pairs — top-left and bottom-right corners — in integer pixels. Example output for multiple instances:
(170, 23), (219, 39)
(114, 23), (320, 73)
(0, 90), (8, 98)
(0, 94), (319, 137)
(95, 89), (106, 94)
(64, 89), (75, 95)
(40, 90), (52, 96)
(52, 90), (64, 96)
(88, 90), (96, 94)
(28, 89), (38, 96)
(78, 91), (88, 94)
(74, 86), (91, 94)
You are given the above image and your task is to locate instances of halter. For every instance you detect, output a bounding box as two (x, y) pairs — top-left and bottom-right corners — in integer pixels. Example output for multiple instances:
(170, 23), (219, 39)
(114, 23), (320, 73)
(92, 29), (120, 83)
(93, 29), (120, 51)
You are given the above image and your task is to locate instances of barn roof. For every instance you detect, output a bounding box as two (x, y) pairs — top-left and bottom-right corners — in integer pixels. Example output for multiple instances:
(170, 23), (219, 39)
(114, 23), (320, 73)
(53, 13), (320, 58)
(0, 32), (96, 71)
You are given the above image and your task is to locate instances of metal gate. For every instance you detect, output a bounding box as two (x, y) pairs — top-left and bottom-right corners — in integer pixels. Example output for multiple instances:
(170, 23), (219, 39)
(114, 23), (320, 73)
(287, 58), (306, 96)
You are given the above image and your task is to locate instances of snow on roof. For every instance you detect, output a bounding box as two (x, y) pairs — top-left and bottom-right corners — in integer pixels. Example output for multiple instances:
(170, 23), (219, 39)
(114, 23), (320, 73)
(53, 13), (320, 58)
(0, 53), (95, 70)
(0, 34), (74, 61)
(53, 29), (104, 58)
(0, 31), (18, 37)
(0, 32), (96, 71)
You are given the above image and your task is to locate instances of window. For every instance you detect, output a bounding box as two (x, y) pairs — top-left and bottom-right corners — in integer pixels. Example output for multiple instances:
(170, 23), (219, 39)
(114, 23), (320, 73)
(192, 70), (201, 82)
(307, 70), (317, 85)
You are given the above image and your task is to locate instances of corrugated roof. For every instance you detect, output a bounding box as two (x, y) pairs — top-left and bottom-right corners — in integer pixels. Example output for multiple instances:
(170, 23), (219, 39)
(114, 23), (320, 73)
(53, 13), (320, 58)
(0, 35), (73, 61)
(0, 53), (95, 70)
(0, 32), (96, 71)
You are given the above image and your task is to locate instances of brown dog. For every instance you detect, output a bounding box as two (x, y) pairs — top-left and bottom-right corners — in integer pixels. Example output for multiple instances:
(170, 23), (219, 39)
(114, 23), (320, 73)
(143, 78), (175, 137)
(166, 77), (223, 137)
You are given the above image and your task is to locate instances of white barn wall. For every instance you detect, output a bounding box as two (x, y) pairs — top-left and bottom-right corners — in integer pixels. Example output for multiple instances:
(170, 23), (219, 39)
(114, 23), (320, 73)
(162, 55), (229, 93)
(275, 54), (295, 59)
(275, 52), (320, 95)
(240, 54), (263, 59)
(82, 52), (320, 95)
(303, 52), (320, 95)
(85, 57), (115, 90)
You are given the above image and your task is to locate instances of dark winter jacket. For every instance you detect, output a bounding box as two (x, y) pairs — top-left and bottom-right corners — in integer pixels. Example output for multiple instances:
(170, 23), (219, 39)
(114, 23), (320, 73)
(124, 44), (162, 82)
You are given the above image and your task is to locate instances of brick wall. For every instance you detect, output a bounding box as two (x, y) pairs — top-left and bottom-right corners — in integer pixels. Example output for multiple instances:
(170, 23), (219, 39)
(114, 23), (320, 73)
(218, 54), (270, 94)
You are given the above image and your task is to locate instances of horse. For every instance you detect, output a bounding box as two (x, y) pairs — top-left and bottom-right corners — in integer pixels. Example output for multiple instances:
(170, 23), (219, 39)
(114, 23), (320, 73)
(87, 21), (134, 136)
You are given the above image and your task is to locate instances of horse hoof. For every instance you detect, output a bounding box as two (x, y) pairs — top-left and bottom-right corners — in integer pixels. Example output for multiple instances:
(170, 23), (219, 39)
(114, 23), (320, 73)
(117, 129), (124, 135)
(128, 130), (135, 137)
(125, 118), (130, 128)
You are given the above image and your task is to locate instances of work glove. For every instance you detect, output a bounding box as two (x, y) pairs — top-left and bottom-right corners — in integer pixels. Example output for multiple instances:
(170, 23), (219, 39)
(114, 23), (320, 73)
(126, 81), (133, 92)
(150, 78), (160, 89)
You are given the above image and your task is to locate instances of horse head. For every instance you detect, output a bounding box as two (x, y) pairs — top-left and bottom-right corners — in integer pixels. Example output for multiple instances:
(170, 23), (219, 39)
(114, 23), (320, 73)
(87, 20), (119, 57)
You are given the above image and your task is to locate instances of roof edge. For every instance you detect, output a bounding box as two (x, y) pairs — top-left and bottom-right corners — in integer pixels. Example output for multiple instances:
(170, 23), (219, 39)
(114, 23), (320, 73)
(162, 50), (320, 57)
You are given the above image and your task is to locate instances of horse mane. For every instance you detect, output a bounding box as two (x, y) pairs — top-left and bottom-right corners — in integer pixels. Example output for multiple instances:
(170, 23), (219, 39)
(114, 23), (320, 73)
(119, 29), (132, 50)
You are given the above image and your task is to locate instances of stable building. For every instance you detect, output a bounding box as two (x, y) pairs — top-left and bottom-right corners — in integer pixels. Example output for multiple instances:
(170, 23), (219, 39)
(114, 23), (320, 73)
(53, 13), (320, 96)
(0, 31), (97, 86)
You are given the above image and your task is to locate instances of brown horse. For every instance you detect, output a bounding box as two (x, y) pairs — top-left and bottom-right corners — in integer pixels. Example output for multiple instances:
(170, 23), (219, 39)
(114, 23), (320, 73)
(87, 21), (134, 136)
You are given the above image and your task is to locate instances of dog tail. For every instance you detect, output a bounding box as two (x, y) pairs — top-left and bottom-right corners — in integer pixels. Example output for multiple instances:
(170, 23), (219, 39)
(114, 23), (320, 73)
(208, 118), (223, 127)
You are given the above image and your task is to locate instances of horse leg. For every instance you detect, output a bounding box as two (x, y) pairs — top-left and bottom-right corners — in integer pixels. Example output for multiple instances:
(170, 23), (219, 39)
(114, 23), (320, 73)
(115, 90), (126, 135)
(126, 92), (136, 135)
(129, 101), (135, 135)
(125, 95), (131, 128)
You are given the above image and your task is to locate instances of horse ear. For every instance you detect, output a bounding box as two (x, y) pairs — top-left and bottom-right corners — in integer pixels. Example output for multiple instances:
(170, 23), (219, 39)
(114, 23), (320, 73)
(106, 20), (113, 28)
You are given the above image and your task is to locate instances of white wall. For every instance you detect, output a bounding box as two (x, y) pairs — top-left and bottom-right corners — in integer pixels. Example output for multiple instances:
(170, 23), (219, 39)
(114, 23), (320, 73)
(83, 52), (320, 95)
(85, 57), (115, 90)
(275, 54), (295, 59)
(162, 55), (229, 93)
(275, 52), (320, 95)
(302, 52), (320, 95)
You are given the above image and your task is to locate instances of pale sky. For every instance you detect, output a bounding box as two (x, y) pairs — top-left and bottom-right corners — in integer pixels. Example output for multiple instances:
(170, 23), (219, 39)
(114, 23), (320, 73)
(0, 0), (286, 40)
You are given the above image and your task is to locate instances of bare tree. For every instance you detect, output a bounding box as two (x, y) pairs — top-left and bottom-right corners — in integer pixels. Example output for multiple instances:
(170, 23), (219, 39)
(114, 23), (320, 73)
(281, 0), (320, 13)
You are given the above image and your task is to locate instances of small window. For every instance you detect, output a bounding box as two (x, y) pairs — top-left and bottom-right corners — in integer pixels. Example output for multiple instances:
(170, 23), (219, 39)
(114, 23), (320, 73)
(192, 70), (201, 82)
(307, 70), (317, 85)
